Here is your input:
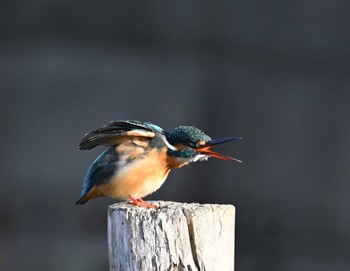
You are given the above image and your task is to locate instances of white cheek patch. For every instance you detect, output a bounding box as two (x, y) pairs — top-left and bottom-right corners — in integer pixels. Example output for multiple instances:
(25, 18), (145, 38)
(161, 135), (177, 151)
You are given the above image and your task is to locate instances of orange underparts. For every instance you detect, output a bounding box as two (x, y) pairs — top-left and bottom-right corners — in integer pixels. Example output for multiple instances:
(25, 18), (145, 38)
(129, 196), (157, 208)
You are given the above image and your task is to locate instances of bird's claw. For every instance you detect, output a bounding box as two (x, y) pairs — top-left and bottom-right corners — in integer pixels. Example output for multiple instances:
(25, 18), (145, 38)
(128, 196), (158, 208)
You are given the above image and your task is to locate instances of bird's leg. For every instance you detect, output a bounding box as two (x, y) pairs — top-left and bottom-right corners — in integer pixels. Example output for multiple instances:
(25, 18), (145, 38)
(128, 196), (157, 208)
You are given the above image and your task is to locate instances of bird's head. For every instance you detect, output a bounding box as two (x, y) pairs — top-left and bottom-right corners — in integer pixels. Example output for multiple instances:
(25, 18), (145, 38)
(164, 126), (241, 163)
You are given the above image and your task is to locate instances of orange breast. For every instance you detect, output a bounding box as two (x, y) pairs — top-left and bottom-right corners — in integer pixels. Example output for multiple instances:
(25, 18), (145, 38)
(102, 148), (171, 199)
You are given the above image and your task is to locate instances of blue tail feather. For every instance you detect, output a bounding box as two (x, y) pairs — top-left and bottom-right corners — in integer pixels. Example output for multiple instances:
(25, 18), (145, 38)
(76, 148), (119, 204)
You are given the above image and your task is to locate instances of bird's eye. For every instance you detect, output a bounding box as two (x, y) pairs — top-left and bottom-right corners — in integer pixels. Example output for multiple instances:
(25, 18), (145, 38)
(188, 142), (196, 148)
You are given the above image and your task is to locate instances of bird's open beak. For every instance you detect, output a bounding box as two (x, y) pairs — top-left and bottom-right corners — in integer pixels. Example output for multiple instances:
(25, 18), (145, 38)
(195, 137), (242, 162)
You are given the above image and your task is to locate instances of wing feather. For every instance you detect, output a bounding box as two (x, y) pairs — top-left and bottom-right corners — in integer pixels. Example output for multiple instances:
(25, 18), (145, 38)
(79, 120), (158, 150)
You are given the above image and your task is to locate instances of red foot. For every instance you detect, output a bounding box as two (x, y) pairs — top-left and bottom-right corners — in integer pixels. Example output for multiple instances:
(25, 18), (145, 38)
(128, 196), (157, 208)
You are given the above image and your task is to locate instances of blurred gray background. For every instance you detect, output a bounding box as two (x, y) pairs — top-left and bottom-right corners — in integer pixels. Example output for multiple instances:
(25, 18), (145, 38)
(1, 1), (349, 270)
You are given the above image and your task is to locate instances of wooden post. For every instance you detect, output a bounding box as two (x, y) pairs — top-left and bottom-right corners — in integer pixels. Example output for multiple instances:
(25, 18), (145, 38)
(108, 201), (235, 271)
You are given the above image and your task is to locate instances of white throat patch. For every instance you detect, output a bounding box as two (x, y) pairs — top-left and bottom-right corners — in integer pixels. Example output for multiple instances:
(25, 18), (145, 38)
(190, 154), (209, 162)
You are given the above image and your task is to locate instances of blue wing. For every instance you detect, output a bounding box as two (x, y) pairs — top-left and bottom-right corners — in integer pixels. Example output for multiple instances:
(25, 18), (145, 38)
(76, 148), (119, 204)
(79, 120), (163, 150)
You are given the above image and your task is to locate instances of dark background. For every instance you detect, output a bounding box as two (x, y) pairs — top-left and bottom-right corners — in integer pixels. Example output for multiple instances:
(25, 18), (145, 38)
(1, 1), (349, 270)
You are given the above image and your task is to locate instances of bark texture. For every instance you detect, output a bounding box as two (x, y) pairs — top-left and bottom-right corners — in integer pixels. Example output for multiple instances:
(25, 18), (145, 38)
(108, 201), (235, 271)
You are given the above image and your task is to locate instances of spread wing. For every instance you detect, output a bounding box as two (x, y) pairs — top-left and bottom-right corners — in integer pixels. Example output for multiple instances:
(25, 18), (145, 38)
(79, 120), (161, 150)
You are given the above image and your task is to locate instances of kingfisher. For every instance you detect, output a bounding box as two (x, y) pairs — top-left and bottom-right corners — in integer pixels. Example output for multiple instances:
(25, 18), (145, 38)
(76, 120), (241, 208)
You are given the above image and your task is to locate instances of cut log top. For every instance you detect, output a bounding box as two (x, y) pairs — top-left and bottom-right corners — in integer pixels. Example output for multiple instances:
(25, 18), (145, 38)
(108, 201), (235, 271)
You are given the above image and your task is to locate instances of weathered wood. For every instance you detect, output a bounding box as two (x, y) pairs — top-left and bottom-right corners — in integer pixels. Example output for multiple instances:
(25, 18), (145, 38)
(108, 201), (235, 271)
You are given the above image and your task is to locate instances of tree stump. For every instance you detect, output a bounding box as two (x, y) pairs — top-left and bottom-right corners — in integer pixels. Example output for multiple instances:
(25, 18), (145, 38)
(108, 201), (235, 271)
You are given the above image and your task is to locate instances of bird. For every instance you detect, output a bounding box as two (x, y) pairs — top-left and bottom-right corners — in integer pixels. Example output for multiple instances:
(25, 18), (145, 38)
(76, 120), (241, 208)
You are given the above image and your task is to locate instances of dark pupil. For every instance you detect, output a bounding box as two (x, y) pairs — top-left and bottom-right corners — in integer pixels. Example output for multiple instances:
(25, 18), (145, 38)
(188, 142), (196, 148)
